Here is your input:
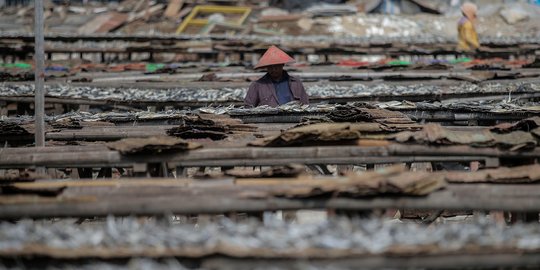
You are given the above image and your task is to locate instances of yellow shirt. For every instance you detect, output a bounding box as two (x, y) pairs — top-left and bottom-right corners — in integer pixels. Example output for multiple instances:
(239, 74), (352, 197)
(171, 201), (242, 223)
(457, 19), (479, 51)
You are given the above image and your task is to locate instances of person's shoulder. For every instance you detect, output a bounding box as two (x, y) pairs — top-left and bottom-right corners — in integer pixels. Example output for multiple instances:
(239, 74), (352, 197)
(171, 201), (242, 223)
(248, 74), (269, 90)
(462, 20), (474, 28)
(253, 73), (271, 83)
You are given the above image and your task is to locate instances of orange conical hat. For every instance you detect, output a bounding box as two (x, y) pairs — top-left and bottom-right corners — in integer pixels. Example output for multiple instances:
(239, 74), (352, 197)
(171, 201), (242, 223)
(254, 45), (295, 69)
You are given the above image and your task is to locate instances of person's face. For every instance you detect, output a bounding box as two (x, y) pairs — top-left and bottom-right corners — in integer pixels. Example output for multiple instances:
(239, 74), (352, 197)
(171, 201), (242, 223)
(462, 11), (476, 20)
(266, 64), (284, 80)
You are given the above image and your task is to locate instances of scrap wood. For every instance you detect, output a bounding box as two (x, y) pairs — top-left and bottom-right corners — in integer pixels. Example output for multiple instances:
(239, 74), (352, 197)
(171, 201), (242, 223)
(393, 124), (496, 147)
(164, 0), (184, 19)
(78, 12), (129, 34)
(444, 164), (540, 184)
(257, 14), (304, 23)
(106, 136), (201, 154)
(126, 3), (166, 23)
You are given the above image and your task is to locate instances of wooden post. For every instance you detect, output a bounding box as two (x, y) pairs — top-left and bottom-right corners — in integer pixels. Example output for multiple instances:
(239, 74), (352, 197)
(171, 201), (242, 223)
(34, 0), (45, 148)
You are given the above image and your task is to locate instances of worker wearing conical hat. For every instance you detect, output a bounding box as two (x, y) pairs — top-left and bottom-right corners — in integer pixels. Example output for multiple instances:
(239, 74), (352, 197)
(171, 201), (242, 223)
(244, 45), (309, 107)
(457, 2), (480, 51)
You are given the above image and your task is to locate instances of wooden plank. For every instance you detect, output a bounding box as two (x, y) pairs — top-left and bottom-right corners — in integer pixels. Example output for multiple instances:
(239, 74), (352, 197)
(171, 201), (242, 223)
(164, 0), (183, 19)
(78, 12), (129, 34)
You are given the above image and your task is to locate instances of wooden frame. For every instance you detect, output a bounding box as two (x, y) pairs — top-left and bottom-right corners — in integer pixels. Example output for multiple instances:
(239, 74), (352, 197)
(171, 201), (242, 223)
(176, 5), (251, 34)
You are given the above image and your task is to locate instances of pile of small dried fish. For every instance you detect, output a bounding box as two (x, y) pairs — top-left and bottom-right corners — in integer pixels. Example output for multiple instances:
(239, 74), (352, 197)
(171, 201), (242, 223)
(1, 216), (540, 256)
(0, 84), (246, 102)
(1, 82), (538, 103)
(221, 102), (333, 116)
(2, 33), (539, 47)
(48, 110), (191, 123)
(378, 97), (540, 113)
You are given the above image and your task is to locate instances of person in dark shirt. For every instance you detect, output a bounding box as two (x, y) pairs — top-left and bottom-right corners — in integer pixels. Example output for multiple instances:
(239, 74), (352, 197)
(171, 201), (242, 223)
(244, 45), (309, 107)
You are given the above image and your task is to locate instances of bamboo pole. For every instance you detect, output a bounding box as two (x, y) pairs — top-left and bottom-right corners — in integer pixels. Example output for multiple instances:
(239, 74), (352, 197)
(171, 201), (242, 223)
(1, 145), (540, 168)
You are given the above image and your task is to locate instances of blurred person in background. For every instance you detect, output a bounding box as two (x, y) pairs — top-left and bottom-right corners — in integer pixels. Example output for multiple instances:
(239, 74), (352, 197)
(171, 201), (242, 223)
(244, 45), (309, 107)
(457, 2), (480, 51)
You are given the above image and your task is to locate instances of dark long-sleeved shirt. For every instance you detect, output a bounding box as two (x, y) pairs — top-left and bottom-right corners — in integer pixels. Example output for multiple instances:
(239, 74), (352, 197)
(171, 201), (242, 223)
(244, 71), (309, 107)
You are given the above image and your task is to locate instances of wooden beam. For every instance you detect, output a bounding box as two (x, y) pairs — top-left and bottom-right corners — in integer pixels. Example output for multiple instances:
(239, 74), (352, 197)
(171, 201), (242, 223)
(3, 184), (540, 219)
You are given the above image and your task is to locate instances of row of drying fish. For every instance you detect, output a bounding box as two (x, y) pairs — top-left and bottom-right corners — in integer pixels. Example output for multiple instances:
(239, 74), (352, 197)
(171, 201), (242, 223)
(50, 110), (191, 122)
(0, 100), (537, 128)
(1, 82), (538, 102)
(1, 216), (540, 255)
(2, 32), (540, 46)
(203, 99), (540, 116)
(378, 99), (540, 113)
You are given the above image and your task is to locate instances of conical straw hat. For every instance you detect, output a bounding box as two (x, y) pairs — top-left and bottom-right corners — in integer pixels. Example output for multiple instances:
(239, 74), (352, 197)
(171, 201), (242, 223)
(254, 45), (295, 69)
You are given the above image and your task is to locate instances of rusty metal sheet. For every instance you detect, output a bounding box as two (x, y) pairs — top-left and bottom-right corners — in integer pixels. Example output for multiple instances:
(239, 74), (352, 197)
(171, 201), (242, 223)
(0, 121), (31, 136)
(106, 136), (201, 154)
(531, 128), (540, 138)
(226, 165), (304, 178)
(445, 165), (540, 183)
(249, 123), (383, 147)
(491, 117), (540, 132)
(239, 165), (445, 198)
(492, 131), (537, 150)
(386, 171), (446, 196)
(394, 124), (495, 146)
(329, 104), (412, 123)
(167, 116), (228, 140)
